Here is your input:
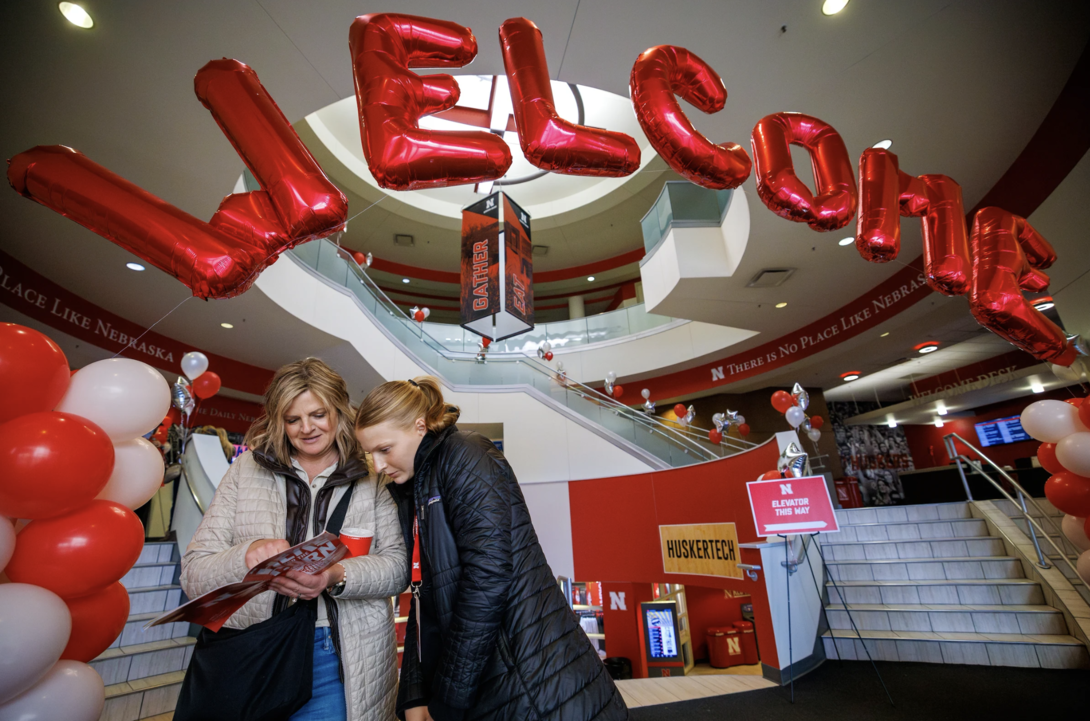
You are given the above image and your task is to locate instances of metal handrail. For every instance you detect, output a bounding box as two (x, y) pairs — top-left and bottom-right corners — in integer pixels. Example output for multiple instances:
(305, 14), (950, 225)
(178, 466), (207, 516)
(943, 433), (1082, 583)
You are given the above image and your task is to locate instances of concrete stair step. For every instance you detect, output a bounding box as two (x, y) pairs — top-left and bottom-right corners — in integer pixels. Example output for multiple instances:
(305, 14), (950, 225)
(100, 669), (185, 721)
(825, 556), (1024, 582)
(121, 562), (179, 591)
(111, 612), (192, 650)
(821, 628), (1089, 669)
(827, 578), (1046, 606)
(992, 497), (1062, 519)
(823, 603), (1069, 635)
(821, 536), (1007, 561)
(92, 637), (196, 685)
(135, 543), (177, 566)
(127, 585), (184, 617)
(834, 502), (973, 526)
(821, 518), (989, 544)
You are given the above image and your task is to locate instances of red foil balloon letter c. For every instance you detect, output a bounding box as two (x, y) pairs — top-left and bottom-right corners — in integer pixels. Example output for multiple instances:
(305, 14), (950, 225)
(750, 113), (857, 232)
(629, 45), (750, 190)
(500, 18), (640, 176)
(350, 14), (513, 190)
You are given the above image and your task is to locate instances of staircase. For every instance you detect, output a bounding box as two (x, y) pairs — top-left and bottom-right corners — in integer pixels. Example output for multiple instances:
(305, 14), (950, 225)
(990, 497), (1090, 605)
(92, 541), (194, 721)
(818, 502), (1089, 669)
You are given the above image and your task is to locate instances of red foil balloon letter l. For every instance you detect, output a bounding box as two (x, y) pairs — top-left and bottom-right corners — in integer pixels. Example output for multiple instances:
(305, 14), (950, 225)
(500, 17), (640, 176)
(350, 14), (513, 191)
(7, 60), (347, 299)
(629, 45), (750, 190)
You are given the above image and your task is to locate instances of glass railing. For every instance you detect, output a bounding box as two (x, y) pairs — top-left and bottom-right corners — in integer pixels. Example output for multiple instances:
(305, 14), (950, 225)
(640, 181), (733, 257)
(285, 238), (757, 467)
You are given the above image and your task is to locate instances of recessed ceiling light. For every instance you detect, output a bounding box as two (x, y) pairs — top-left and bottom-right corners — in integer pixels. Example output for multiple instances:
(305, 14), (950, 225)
(872, 139), (893, 150)
(1030, 378), (1045, 394)
(822, 0), (850, 15)
(126, 262), (145, 271)
(1032, 296), (1055, 311)
(919, 345), (938, 353)
(775, 302), (788, 308)
(915, 341), (940, 354)
(886, 415), (897, 428)
(840, 371), (861, 382)
(402, 278), (411, 284)
(880, 332), (890, 337)
(934, 418), (944, 428)
(838, 237), (854, 246)
(587, 276), (595, 282)
(59, 2), (93, 28)
(936, 402), (948, 416)
(220, 323), (234, 329)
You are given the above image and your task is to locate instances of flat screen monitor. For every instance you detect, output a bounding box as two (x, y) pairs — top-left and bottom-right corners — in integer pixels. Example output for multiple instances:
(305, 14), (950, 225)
(641, 602), (680, 661)
(974, 416), (1032, 447)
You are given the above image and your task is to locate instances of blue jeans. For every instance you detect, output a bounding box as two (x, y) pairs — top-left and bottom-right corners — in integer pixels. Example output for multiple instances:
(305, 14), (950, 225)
(290, 627), (347, 721)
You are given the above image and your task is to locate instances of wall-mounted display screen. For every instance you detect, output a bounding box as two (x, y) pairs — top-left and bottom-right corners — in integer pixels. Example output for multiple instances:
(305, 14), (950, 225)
(974, 416), (1032, 447)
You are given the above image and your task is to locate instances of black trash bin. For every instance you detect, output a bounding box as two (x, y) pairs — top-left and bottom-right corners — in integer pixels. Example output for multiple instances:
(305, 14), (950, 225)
(604, 657), (632, 680)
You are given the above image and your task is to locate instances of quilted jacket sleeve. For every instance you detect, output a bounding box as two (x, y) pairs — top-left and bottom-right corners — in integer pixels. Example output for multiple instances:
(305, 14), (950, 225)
(179, 457), (252, 598)
(430, 444), (514, 711)
(339, 477), (409, 599)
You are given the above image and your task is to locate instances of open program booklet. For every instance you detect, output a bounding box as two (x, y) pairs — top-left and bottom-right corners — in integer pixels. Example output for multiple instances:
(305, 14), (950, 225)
(147, 532), (349, 632)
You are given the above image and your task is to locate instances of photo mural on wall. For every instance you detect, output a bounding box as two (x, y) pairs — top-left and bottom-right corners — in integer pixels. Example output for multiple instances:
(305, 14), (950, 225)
(828, 402), (914, 507)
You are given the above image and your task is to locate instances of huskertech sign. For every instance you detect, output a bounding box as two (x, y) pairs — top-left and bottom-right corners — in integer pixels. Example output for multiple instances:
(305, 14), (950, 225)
(659, 523), (742, 579)
(746, 475), (840, 537)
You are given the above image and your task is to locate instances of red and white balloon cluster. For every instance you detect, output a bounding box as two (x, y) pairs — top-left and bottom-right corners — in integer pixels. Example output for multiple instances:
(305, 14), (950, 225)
(710, 410), (750, 444)
(537, 341), (554, 362)
(672, 404), (696, 427)
(771, 384), (826, 443)
(476, 336), (491, 363)
(1020, 398), (1090, 582)
(351, 251), (373, 269)
(640, 388), (656, 414)
(0, 323), (171, 720)
(758, 443), (809, 481)
(604, 372), (625, 400)
(170, 351), (222, 453)
(410, 306), (431, 323)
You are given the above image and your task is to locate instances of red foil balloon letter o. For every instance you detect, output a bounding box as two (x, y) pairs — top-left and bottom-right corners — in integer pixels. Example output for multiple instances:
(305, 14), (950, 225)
(500, 18), (640, 176)
(751, 113), (857, 232)
(350, 14), (513, 190)
(630, 45), (750, 190)
(969, 208), (1075, 365)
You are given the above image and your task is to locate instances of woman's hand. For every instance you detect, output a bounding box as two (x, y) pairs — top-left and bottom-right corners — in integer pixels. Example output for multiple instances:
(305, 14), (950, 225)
(405, 706), (434, 721)
(245, 539), (289, 569)
(266, 565), (344, 601)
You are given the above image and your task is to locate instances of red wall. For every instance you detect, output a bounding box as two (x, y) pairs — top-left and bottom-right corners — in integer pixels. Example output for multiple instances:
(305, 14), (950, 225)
(685, 586), (750, 661)
(601, 582), (655, 678)
(902, 388), (1078, 469)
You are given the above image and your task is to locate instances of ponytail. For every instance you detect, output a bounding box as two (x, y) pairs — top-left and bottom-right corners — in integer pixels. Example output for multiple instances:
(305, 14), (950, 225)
(355, 375), (460, 433)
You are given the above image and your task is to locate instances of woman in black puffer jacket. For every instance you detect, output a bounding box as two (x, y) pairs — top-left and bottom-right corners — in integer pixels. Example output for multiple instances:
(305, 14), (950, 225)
(355, 376), (629, 721)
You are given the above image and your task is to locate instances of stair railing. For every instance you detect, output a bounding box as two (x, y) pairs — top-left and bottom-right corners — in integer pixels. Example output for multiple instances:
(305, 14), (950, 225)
(943, 432), (1081, 582)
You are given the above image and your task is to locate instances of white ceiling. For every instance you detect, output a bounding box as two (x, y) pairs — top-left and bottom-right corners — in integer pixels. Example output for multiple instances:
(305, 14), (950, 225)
(1, 0), (1087, 397)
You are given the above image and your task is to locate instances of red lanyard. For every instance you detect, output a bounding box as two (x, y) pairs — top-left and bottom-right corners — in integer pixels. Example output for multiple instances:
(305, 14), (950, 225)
(412, 515), (422, 584)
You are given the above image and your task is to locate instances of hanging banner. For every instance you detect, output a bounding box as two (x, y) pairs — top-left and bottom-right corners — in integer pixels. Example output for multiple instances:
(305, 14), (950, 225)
(460, 191), (534, 341)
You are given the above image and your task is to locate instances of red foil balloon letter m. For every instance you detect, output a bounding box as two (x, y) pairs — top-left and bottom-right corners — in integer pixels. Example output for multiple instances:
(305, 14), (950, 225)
(7, 59), (347, 299)
(350, 14), (513, 190)
(500, 18), (640, 176)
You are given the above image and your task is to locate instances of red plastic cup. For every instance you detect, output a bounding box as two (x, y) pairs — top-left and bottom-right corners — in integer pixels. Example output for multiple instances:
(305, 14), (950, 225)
(339, 528), (374, 558)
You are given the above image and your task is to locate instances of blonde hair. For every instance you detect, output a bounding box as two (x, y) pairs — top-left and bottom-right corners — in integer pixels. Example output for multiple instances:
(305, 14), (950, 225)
(354, 376), (460, 433)
(245, 358), (362, 466)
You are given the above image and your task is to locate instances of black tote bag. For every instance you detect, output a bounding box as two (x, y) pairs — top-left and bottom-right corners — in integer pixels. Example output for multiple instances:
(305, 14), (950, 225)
(175, 481), (356, 721)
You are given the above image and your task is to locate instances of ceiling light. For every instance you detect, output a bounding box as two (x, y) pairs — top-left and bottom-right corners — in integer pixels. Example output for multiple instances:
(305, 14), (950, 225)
(220, 323), (234, 329)
(1030, 378), (1045, 394)
(822, 0), (850, 15)
(936, 402), (948, 416)
(126, 262), (145, 271)
(1032, 296), (1055, 311)
(775, 302), (788, 308)
(886, 416), (897, 428)
(934, 418), (944, 428)
(840, 371), (860, 382)
(915, 341), (940, 354)
(587, 276), (595, 282)
(880, 332), (890, 337)
(838, 237), (854, 246)
(402, 278), (411, 284)
(58, 2), (93, 28)
(872, 139), (893, 150)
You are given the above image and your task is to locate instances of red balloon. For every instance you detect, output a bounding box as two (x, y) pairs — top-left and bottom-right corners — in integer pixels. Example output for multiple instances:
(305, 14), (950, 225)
(1044, 472), (1090, 518)
(544, 351), (554, 361)
(612, 385), (624, 400)
(771, 390), (795, 414)
(0, 412), (115, 519)
(630, 45), (750, 190)
(166, 407), (181, 425)
(481, 337), (492, 348)
(6, 501), (145, 599)
(193, 372), (222, 400)
(352, 251), (368, 266)
(709, 429), (723, 444)
(349, 14), (512, 191)
(8, 61), (346, 299)
(1065, 398), (1084, 407)
(969, 208), (1074, 365)
(809, 416), (825, 430)
(1038, 443), (1067, 475)
(673, 404), (688, 418)
(0, 324), (70, 426)
(738, 423), (751, 437)
(750, 113), (856, 232)
(760, 470), (781, 480)
(500, 18), (639, 177)
(61, 582), (130, 662)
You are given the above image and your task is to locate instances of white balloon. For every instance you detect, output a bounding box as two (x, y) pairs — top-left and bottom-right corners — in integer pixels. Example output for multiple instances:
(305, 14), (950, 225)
(0, 585), (71, 704)
(95, 438), (165, 510)
(807, 428), (822, 442)
(641, 388), (651, 400)
(785, 406), (806, 428)
(1020, 400), (1087, 443)
(605, 371), (616, 384)
(180, 351), (209, 382)
(0, 661), (103, 721)
(56, 359), (171, 441)
(1056, 432), (1090, 478)
(1078, 549), (1090, 585)
(736, 414), (746, 425)
(0, 518), (13, 574)
(1061, 515), (1090, 553)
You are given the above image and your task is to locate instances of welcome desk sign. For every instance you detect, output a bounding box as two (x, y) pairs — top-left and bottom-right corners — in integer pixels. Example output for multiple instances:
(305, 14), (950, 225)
(659, 523), (743, 580)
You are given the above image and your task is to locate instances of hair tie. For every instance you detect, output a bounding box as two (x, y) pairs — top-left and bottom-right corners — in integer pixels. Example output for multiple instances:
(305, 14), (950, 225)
(408, 379), (419, 388)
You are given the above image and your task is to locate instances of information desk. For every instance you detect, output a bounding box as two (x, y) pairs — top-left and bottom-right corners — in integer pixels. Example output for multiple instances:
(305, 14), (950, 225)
(896, 464), (1048, 505)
